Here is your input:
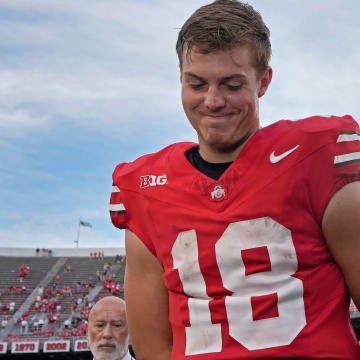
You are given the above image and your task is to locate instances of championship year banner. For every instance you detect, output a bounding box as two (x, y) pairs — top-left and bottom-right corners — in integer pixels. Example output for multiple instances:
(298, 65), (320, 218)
(43, 340), (70, 353)
(11, 341), (39, 353)
(74, 339), (90, 352)
(0, 342), (7, 354)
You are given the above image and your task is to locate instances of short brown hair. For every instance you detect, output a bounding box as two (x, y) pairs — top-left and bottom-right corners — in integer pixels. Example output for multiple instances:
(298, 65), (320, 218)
(176, 0), (271, 75)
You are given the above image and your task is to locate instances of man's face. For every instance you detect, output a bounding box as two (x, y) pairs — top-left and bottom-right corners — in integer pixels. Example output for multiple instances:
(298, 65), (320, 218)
(87, 298), (129, 360)
(181, 45), (272, 162)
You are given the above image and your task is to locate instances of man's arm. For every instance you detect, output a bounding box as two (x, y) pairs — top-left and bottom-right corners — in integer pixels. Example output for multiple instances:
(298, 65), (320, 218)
(125, 229), (172, 360)
(322, 181), (360, 308)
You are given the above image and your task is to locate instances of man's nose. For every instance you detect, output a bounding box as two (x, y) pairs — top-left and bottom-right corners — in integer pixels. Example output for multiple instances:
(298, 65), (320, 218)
(102, 324), (113, 339)
(204, 85), (225, 111)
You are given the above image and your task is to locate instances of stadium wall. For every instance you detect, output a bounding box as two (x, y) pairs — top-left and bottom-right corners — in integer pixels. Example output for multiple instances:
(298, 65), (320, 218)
(0, 247), (125, 257)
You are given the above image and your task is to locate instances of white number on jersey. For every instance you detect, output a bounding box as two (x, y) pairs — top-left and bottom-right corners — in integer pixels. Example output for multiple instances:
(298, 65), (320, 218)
(171, 217), (306, 355)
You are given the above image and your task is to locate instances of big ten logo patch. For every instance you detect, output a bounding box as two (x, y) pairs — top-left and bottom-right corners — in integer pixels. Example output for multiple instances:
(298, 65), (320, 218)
(140, 175), (168, 188)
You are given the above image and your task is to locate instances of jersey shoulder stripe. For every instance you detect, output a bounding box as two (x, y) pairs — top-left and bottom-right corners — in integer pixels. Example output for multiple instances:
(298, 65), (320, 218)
(334, 122), (360, 168)
(334, 152), (360, 167)
(109, 203), (127, 214)
(337, 131), (360, 143)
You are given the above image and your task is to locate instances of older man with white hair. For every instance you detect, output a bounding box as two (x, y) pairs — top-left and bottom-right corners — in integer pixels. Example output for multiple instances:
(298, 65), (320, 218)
(87, 296), (133, 360)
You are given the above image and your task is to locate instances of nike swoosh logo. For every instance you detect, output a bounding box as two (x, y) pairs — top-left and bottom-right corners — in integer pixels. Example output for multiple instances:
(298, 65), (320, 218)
(270, 145), (300, 163)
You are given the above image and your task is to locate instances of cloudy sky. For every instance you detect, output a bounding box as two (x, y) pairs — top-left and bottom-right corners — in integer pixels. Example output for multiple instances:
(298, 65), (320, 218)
(0, 0), (359, 250)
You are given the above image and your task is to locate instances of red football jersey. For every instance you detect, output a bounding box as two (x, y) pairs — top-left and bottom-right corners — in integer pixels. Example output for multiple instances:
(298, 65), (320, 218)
(110, 115), (360, 359)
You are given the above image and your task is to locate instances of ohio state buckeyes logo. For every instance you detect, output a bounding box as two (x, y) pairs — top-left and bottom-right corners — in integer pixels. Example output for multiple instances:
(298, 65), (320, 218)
(211, 184), (227, 201)
(140, 174), (168, 188)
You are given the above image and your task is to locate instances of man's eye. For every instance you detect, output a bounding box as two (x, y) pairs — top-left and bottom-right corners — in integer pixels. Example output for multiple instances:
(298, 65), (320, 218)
(189, 83), (205, 90)
(95, 324), (104, 328)
(226, 84), (242, 91)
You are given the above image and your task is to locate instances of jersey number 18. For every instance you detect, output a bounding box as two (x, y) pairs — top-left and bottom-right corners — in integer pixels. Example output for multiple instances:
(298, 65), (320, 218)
(171, 217), (306, 355)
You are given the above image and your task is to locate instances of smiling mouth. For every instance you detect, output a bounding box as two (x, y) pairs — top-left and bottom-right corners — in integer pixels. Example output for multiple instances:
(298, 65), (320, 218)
(202, 113), (234, 118)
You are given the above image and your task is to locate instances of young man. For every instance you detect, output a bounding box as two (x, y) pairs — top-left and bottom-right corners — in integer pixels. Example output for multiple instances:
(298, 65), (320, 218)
(110, 1), (360, 359)
(87, 296), (132, 360)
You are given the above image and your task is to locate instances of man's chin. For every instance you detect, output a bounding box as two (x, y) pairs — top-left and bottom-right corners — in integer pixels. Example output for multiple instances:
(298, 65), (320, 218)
(92, 348), (117, 360)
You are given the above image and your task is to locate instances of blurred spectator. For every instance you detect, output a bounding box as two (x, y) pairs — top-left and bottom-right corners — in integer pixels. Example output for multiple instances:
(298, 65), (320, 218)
(104, 263), (111, 276)
(19, 269), (25, 283)
(33, 320), (39, 331)
(81, 280), (87, 289)
(62, 285), (72, 296)
(96, 270), (101, 282)
(38, 318), (44, 329)
(1, 317), (8, 332)
(22, 311), (30, 319)
(72, 303), (77, 313)
(21, 319), (28, 334)
(116, 283), (123, 294)
(24, 264), (30, 275)
(74, 281), (81, 293)
(9, 302), (15, 313)
(46, 288), (52, 296)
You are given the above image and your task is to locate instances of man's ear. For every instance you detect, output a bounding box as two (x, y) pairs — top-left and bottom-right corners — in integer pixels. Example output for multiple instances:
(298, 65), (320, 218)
(258, 66), (272, 98)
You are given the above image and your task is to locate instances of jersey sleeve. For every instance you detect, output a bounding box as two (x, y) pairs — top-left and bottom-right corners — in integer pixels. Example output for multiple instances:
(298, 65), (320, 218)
(109, 172), (128, 230)
(109, 163), (157, 256)
(309, 115), (360, 222)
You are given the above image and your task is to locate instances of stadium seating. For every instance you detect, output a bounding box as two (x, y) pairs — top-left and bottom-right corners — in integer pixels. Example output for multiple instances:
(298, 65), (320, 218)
(0, 255), (126, 352)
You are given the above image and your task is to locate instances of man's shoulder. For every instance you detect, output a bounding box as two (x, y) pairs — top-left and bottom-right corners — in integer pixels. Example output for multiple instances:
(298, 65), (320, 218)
(269, 114), (358, 135)
(262, 115), (358, 150)
(113, 142), (196, 184)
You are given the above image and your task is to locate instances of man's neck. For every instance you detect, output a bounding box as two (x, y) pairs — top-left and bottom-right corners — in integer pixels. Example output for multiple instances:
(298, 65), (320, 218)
(198, 129), (259, 163)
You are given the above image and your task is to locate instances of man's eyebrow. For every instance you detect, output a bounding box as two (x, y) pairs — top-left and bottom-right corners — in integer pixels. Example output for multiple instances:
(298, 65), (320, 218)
(184, 72), (246, 82)
(220, 74), (246, 82)
(184, 72), (205, 81)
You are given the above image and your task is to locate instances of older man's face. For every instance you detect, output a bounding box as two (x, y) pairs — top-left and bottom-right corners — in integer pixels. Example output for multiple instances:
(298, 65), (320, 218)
(87, 298), (129, 360)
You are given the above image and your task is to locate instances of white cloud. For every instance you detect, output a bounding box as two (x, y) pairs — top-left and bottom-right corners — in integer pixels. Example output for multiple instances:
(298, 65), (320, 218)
(0, 108), (48, 128)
